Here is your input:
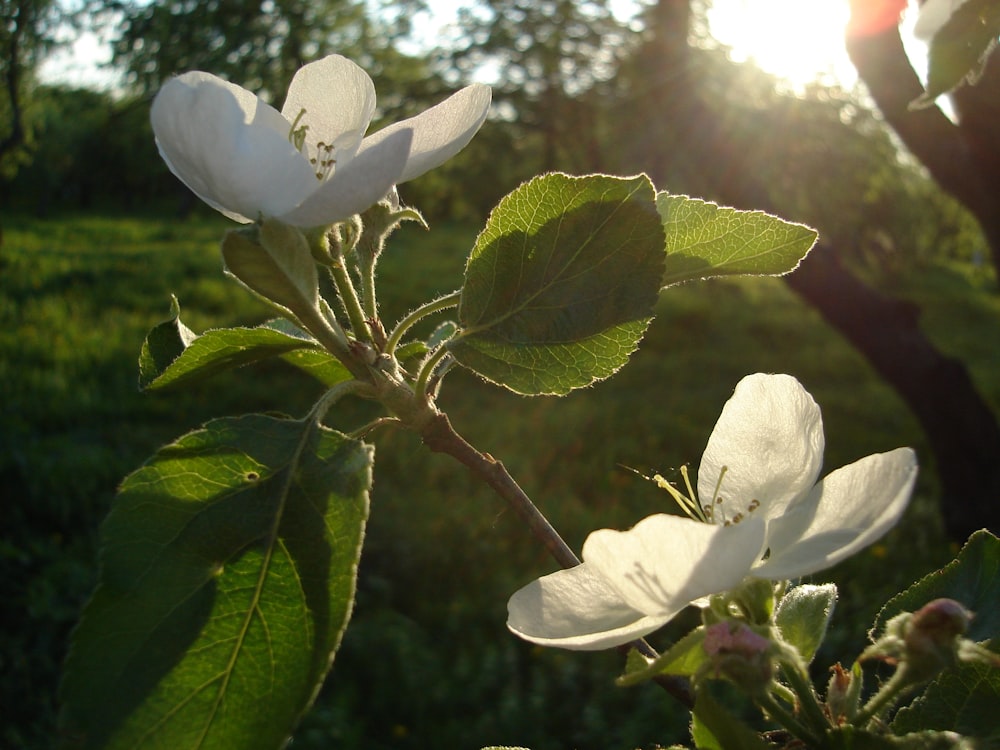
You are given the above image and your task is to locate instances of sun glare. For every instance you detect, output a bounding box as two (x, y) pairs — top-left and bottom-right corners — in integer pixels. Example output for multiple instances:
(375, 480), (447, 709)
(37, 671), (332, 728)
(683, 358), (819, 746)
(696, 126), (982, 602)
(706, 0), (859, 89)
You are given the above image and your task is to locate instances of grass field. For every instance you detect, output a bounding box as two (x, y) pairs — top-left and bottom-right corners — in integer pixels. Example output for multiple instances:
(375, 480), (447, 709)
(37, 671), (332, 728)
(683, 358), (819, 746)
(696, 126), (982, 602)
(3, 210), (997, 749)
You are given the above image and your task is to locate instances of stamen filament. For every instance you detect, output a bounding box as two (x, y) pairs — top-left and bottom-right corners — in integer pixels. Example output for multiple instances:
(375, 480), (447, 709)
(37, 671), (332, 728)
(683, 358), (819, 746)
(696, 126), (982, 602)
(288, 108), (309, 151)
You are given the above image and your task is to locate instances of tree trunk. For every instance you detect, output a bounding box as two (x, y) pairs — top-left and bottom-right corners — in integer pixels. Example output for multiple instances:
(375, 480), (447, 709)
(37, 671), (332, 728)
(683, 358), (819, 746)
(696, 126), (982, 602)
(846, 24), (1000, 280)
(625, 0), (1000, 539)
(783, 246), (1000, 540)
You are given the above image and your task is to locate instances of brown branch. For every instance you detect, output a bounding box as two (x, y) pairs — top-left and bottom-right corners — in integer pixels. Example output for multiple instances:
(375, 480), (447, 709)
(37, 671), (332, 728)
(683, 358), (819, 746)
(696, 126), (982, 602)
(846, 27), (985, 212)
(420, 410), (582, 569)
(419, 409), (695, 708)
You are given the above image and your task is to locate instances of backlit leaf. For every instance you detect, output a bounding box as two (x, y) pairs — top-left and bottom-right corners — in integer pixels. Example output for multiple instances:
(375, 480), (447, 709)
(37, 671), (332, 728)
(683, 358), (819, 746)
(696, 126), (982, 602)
(658, 194), (817, 287)
(450, 173), (664, 395)
(142, 320), (349, 391)
(916, 0), (1000, 106)
(59, 414), (372, 750)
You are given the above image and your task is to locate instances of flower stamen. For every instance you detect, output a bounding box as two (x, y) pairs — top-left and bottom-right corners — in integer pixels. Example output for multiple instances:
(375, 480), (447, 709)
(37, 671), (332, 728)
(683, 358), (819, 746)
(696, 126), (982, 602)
(288, 108), (309, 152)
(312, 141), (336, 180)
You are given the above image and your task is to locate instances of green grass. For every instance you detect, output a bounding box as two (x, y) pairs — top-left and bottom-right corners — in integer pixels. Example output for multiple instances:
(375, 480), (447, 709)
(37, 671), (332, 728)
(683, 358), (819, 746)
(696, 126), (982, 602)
(2, 211), (992, 749)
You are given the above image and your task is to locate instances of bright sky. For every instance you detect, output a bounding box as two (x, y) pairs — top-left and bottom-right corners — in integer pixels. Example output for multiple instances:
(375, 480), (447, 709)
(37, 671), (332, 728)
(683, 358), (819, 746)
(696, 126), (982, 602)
(706, 0), (927, 91)
(39, 0), (929, 93)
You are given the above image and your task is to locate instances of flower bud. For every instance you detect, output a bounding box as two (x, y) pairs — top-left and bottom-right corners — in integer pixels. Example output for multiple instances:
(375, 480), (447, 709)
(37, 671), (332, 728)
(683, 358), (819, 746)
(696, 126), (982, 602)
(699, 621), (774, 694)
(896, 598), (972, 680)
(825, 662), (861, 724)
(862, 598), (999, 687)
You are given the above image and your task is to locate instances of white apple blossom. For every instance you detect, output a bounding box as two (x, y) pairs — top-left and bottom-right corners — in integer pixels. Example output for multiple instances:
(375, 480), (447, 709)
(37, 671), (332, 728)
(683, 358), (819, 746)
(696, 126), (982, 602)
(913, 0), (968, 40)
(507, 373), (917, 650)
(151, 54), (491, 227)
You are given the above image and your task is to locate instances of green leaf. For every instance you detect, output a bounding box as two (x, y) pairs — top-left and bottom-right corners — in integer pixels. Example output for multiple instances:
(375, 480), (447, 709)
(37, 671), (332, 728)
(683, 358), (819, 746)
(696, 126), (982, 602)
(278, 347), (355, 387)
(892, 657), (1000, 740)
(657, 194), (817, 287)
(618, 627), (709, 686)
(690, 687), (771, 750)
(872, 530), (1000, 645)
(774, 584), (838, 665)
(138, 295), (196, 388)
(222, 220), (320, 325)
(917, 0), (1000, 106)
(142, 320), (350, 391)
(449, 172), (665, 396)
(59, 414), (372, 750)
(869, 531), (1000, 741)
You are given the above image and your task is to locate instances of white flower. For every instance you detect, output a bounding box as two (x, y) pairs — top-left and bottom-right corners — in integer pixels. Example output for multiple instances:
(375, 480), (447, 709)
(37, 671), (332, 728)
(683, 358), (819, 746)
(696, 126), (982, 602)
(913, 0), (967, 40)
(151, 54), (491, 227)
(507, 373), (918, 651)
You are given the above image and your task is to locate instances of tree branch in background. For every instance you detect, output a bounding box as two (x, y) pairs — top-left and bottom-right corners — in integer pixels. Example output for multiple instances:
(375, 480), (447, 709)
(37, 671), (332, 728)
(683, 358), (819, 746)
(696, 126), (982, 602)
(0, 0), (29, 163)
(847, 17), (1000, 277)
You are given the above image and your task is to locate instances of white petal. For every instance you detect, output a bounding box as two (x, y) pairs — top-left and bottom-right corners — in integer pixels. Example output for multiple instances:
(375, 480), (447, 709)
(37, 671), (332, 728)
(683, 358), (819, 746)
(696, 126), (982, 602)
(698, 373), (824, 523)
(506, 563), (671, 650)
(281, 54), (376, 161)
(358, 83), (491, 184)
(583, 514), (766, 616)
(753, 448), (917, 580)
(276, 128), (412, 227)
(152, 71), (316, 223)
(913, 0), (967, 40)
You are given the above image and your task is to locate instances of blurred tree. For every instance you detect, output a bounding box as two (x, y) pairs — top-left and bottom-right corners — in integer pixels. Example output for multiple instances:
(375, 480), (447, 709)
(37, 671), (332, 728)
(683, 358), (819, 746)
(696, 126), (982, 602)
(449, 0), (633, 175)
(0, 0), (61, 176)
(0, 84), (180, 213)
(613, 0), (1000, 540)
(106, 0), (426, 99)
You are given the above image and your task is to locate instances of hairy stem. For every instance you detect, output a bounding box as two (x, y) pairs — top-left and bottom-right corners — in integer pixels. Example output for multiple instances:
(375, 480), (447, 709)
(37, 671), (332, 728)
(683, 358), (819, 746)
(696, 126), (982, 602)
(781, 659), (831, 738)
(359, 252), (379, 326)
(385, 290), (461, 355)
(754, 691), (822, 747)
(414, 345), (450, 402)
(328, 257), (372, 344)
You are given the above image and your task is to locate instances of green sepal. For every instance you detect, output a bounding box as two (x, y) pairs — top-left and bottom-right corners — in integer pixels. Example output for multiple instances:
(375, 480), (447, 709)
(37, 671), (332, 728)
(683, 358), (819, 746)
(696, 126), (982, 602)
(58, 414), (372, 750)
(913, 0), (1000, 107)
(774, 583), (837, 665)
(657, 193), (817, 287)
(618, 627), (709, 686)
(221, 219), (320, 325)
(138, 295), (196, 388)
(450, 172), (665, 396)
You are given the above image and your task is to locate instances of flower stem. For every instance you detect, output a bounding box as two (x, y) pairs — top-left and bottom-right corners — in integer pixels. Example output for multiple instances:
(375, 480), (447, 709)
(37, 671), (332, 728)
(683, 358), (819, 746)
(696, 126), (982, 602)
(385, 290), (461, 355)
(328, 255), (372, 344)
(414, 345), (450, 401)
(359, 251), (379, 326)
(780, 659), (831, 738)
(852, 667), (916, 727)
(755, 691), (822, 747)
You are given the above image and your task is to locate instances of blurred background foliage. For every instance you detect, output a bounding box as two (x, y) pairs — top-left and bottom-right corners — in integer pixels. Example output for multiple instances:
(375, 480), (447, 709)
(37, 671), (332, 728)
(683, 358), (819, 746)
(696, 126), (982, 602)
(2, 0), (998, 748)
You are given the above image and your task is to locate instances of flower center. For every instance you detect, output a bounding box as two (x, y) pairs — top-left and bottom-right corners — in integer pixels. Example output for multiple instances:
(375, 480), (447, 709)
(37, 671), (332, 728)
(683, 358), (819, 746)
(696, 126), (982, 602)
(288, 108), (336, 181)
(632, 464), (760, 526)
